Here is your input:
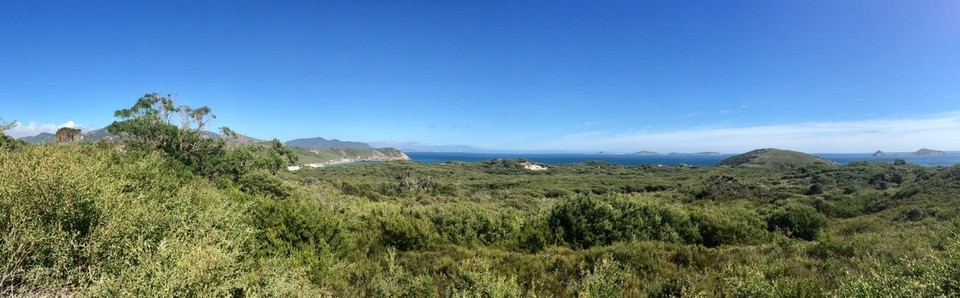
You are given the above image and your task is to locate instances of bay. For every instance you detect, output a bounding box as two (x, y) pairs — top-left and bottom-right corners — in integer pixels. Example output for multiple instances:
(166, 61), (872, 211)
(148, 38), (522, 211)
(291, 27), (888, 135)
(406, 152), (960, 167)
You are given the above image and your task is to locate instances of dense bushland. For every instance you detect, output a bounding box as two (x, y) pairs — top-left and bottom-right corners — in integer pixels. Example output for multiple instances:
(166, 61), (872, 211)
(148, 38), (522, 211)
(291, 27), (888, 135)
(3, 96), (960, 296)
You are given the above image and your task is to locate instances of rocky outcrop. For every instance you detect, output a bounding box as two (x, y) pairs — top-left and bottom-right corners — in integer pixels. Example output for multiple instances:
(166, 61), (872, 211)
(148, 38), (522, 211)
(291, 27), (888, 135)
(873, 150), (889, 157)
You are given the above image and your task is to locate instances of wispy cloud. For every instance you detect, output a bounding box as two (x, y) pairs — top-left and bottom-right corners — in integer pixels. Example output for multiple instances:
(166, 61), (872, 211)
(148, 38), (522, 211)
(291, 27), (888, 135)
(4, 121), (93, 138)
(539, 111), (960, 153)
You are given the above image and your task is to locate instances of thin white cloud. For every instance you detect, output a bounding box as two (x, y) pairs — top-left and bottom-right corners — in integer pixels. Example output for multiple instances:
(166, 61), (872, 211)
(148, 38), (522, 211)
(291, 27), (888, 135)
(539, 111), (960, 153)
(4, 120), (93, 138)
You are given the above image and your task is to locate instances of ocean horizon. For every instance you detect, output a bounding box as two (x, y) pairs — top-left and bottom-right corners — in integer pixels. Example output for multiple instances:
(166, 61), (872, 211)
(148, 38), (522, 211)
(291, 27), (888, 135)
(406, 152), (960, 167)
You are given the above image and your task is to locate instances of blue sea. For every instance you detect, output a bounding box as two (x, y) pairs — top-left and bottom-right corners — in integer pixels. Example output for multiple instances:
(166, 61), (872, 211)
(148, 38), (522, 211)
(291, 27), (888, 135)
(406, 152), (960, 167)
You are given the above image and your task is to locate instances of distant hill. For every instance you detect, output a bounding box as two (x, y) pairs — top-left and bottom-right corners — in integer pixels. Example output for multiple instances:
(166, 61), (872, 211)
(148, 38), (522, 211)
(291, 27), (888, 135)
(83, 128), (116, 142)
(632, 150), (660, 155)
(717, 148), (835, 170)
(289, 146), (409, 169)
(912, 148), (946, 156)
(873, 150), (889, 157)
(285, 137), (372, 149)
(199, 130), (263, 146)
(228, 133), (264, 145)
(18, 132), (55, 144)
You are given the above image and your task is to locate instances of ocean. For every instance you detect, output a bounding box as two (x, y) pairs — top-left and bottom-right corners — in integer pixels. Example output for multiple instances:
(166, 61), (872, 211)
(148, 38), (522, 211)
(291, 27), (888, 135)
(406, 152), (960, 167)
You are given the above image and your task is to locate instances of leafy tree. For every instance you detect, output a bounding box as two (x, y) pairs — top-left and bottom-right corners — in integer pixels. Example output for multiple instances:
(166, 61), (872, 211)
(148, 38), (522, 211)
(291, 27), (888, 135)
(108, 93), (225, 174)
(0, 117), (15, 132)
(108, 93), (297, 181)
(1, 118), (25, 150)
(54, 127), (82, 142)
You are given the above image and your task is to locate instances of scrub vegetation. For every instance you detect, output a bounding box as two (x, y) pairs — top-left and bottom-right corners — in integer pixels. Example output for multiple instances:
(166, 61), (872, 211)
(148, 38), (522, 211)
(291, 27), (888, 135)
(2, 96), (959, 296)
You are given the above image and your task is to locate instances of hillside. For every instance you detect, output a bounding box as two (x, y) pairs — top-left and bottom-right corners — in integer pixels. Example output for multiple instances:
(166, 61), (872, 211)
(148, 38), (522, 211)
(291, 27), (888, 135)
(286, 137), (372, 149)
(18, 132), (55, 143)
(289, 146), (409, 169)
(83, 128), (116, 142)
(717, 148), (835, 169)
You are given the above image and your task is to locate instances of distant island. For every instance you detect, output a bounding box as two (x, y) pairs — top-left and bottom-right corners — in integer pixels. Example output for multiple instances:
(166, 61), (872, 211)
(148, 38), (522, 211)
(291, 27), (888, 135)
(596, 151), (625, 156)
(667, 152), (722, 156)
(912, 148), (947, 156)
(873, 150), (889, 157)
(631, 151), (720, 156)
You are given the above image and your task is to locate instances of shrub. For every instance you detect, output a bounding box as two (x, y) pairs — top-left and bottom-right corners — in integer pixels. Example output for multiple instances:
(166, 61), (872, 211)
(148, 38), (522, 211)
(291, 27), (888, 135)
(452, 259), (524, 298)
(379, 212), (440, 251)
(368, 249), (436, 297)
(767, 204), (827, 240)
(578, 257), (628, 298)
(548, 195), (699, 248)
(250, 196), (349, 283)
(237, 169), (292, 198)
(0, 144), (289, 295)
(691, 206), (767, 247)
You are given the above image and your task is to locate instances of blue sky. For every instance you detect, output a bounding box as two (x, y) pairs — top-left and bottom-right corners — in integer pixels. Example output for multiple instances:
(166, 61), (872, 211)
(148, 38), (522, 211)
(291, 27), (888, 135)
(2, 1), (959, 153)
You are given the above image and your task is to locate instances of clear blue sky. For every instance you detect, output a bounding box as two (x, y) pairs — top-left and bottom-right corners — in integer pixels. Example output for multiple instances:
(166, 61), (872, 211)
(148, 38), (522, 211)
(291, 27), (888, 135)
(2, 1), (959, 153)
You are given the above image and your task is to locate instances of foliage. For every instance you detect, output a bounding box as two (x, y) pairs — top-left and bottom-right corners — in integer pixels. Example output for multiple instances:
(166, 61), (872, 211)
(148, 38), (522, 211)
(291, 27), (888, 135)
(249, 194), (349, 284)
(578, 256), (629, 297)
(107, 93), (297, 181)
(0, 118), (25, 151)
(548, 195), (700, 248)
(767, 203), (828, 240)
(691, 205), (767, 247)
(6, 100), (960, 296)
(0, 144), (314, 296)
(451, 259), (525, 298)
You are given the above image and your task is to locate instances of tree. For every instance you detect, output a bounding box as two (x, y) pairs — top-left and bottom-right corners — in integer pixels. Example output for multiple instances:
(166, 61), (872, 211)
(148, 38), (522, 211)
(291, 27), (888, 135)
(0, 118), (15, 132)
(55, 127), (82, 142)
(0, 118), (25, 150)
(108, 93), (226, 175)
(107, 93), (299, 182)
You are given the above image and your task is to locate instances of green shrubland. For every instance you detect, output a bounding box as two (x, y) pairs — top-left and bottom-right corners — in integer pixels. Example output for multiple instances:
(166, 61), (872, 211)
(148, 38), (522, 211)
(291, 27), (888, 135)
(3, 95), (960, 296)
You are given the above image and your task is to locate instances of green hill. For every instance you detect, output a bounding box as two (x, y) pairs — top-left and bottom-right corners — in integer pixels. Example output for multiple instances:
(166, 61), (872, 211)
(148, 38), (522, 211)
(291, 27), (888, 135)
(717, 148), (835, 170)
